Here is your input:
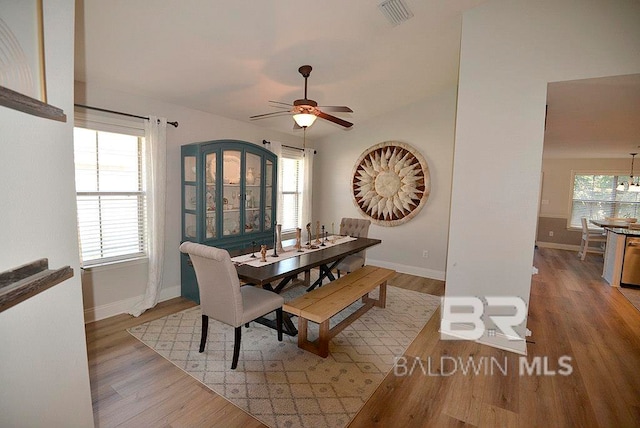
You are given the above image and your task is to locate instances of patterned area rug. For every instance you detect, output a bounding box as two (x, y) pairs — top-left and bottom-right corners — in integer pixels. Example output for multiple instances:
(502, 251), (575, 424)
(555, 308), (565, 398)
(619, 286), (640, 312)
(128, 283), (440, 428)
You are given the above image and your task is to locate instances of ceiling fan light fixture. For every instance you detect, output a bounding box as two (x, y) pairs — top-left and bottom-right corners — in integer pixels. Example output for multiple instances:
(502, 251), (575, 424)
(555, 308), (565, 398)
(293, 113), (317, 128)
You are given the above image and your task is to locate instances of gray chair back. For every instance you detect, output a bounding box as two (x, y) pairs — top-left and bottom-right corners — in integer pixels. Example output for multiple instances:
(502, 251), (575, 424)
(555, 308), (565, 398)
(179, 241), (243, 327)
(340, 217), (371, 238)
(336, 218), (372, 275)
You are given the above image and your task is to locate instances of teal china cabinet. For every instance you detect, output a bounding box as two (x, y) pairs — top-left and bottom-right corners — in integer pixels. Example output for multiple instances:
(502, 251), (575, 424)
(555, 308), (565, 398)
(181, 139), (277, 302)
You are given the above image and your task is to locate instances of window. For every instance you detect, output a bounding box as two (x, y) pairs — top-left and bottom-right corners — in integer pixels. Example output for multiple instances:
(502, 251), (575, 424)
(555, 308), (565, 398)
(570, 172), (640, 228)
(73, 126), (146, 266)
(280, 147), (304, 233)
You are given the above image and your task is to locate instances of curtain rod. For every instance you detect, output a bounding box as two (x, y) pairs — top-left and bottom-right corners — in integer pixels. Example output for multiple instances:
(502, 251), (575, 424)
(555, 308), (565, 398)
(262, 139), (316, 154)
(74, 104), (179, 128)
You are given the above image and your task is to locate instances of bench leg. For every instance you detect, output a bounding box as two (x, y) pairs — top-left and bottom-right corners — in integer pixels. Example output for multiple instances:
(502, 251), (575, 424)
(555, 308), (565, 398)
(362, 280), (387, 309)
(297, 317), (330, 358)
(298, 317), (309, 347)
(317, 320), (330, 357)
(378, 281), (387, 308)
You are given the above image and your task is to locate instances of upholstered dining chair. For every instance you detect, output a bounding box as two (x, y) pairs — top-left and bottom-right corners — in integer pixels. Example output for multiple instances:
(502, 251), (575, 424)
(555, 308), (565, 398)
(336, 217), (372, 277)
(179, 241), (284, 369)
(579, 217), (607, 261)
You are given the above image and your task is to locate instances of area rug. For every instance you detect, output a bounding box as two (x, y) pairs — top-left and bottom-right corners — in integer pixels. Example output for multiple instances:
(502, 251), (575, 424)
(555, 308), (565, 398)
(619, 286), (640, 313)
(128, 284), (440, 428)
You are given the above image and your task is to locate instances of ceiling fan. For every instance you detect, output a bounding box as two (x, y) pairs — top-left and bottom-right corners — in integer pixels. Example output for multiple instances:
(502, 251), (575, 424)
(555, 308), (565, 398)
(250, 65), (353, 129)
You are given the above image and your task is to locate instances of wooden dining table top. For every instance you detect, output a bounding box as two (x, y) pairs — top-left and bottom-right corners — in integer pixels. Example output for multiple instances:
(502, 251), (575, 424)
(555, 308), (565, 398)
(232, 236), (382, 286)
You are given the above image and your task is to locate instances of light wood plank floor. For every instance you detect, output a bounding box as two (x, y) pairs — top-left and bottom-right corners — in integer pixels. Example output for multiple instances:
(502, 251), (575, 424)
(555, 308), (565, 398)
(86, 249), (640, 427)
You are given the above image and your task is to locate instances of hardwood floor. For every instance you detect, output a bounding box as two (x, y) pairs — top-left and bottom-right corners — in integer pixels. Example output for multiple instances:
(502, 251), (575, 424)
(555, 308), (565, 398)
(86, 249), (640, 427)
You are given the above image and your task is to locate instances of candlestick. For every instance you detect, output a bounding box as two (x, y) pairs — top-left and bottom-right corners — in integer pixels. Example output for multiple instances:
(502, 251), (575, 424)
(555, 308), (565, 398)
(315, 221), (321, 244)
(250, 240), (256, 258)
(320, 225), (326, 246)
(276, 224), (284, 253)
(272, 222), (279, 257)
(296, 227), (303, 252)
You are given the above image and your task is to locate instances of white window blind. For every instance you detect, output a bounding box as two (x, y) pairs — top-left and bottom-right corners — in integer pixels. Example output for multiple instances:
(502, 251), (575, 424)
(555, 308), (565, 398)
(73, 126), (147, 266)
(280, 147), (304, 233)
(570, 172), (640, 228)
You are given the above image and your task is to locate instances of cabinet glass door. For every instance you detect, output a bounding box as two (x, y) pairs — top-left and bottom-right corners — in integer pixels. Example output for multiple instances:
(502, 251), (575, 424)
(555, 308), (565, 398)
(245, 152), (261, 232)
(183, 155), (197, 238)
(222, 150), (241, 236)
(205, 152), (216, 239)
(265, 159), (273, 230)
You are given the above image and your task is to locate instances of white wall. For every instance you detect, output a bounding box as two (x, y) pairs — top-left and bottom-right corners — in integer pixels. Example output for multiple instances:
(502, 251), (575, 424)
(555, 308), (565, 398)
(0, 1), (94, 426)
(75, 81), (306, 320)
(445, 0), (640, 354)
(315, 85), (457, 280)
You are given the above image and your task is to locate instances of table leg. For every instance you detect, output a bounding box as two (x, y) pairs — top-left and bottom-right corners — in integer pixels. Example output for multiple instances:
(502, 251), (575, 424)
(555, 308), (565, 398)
(307, 259), (342, 291)
(254, 281), (298, 336)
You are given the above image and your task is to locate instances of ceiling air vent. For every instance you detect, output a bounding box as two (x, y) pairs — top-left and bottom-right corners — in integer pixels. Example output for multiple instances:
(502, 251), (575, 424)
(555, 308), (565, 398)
(378, 0), (414, 26)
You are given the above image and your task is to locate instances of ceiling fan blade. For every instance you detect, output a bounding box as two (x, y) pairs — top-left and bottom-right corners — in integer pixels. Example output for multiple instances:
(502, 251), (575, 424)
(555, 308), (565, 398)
(318, 105), (353, 113)
(316, 111), (353, 128)
(249, 111), (292, 120)
(268, 100), (293, 107)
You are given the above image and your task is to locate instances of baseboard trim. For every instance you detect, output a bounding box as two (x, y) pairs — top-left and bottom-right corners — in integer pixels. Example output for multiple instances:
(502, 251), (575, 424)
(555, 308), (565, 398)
(83, 285), (181, 323)
(366, 258), (445, 281)
(536, 241), (581, 251)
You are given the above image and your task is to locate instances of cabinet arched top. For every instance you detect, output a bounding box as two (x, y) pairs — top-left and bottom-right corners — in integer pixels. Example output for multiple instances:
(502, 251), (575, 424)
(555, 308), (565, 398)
(189, 139), (277, 159)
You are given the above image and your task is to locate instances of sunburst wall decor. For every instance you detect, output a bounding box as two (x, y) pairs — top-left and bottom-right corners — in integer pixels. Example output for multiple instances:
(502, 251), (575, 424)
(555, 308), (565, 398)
(351, 141), (430, 226)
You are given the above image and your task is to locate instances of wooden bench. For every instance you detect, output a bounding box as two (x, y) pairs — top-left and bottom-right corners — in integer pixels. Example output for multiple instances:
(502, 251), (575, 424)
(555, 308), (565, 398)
(283, 265), (396, 357)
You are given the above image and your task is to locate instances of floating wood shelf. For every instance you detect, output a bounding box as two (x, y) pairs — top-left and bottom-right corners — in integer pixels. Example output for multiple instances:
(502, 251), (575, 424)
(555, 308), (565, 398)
(0, 85), (67, 122)
(0, 259), (74, 313)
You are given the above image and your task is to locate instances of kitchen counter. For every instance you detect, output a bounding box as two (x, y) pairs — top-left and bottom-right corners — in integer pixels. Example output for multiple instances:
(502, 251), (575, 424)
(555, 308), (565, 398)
(604, 227), (640, 237)
(602, 228), (640, 286)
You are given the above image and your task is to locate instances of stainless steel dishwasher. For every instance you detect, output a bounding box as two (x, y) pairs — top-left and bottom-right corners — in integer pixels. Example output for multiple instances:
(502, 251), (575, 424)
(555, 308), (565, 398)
(621, 237), (640, 286)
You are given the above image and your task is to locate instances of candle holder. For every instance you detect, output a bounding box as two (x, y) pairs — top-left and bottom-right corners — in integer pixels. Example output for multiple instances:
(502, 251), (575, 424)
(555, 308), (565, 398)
(250, 240), (257, 258)
(276, 224), (284, 253)
(296, 227), (303, 252)
(320, 225), (326, 246)
(315, 221), (321, 244)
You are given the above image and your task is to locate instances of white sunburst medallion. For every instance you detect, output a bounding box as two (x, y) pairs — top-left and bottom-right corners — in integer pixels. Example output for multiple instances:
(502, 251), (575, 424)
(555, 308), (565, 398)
(351, 141), (430, 226)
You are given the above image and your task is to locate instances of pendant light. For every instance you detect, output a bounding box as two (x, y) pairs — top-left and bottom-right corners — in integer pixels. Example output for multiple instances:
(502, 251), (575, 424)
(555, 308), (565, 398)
(617, 153), (640, 192)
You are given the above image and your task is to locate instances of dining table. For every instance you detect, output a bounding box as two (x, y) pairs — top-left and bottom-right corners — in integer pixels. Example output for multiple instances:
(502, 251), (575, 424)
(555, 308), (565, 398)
(590, 219), (635, 229)
(230, 236), (382, 335)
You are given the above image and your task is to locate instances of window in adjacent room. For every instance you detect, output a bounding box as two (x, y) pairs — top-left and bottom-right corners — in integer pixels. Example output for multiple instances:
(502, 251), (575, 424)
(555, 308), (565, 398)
(280, 147), (304, 233)
(73, 122), (146, 266)
(570, 172), (640, 228)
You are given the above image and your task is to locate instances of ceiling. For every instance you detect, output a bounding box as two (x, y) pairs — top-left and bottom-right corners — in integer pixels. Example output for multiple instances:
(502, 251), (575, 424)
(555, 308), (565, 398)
(74, 1), (639, 155)
(544, 73), (640, 159)
(74, 0), (487, 140)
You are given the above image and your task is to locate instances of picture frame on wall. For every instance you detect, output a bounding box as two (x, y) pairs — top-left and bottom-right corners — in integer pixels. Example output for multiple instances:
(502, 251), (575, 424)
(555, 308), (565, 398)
(0, 0), (47, 102)
(0, 0), (66, 122)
